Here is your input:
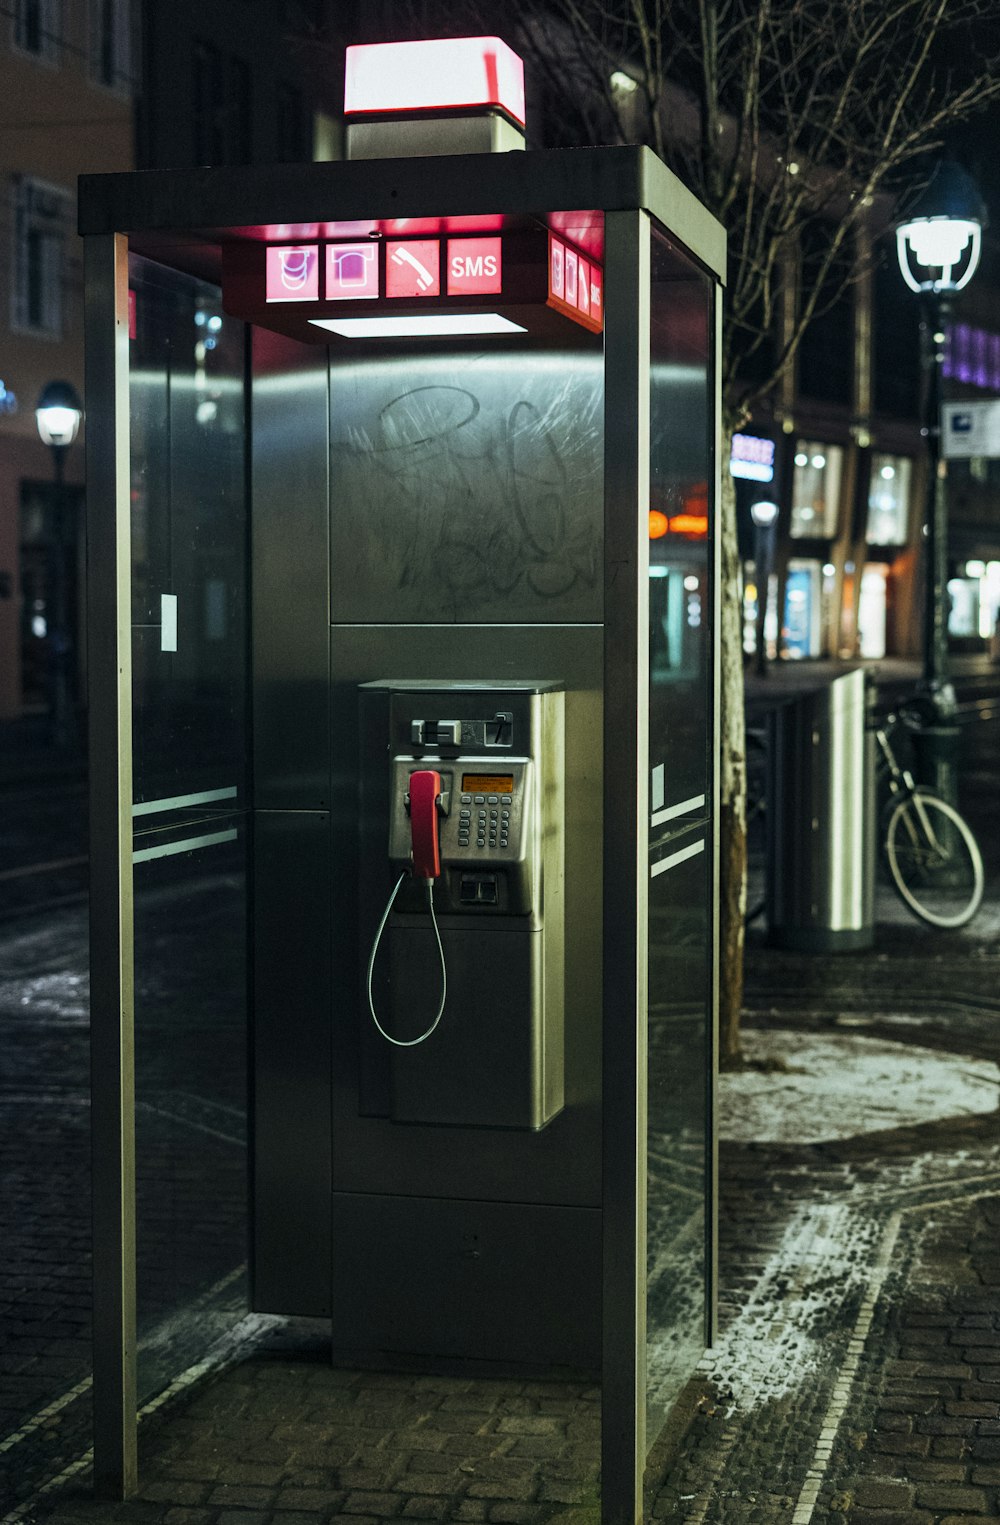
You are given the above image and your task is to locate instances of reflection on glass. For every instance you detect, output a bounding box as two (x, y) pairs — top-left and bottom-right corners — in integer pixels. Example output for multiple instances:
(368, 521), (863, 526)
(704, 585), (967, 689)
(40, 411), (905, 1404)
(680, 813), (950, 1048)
(646, 226), (712, 1440)
(134, 833), (249, 1401)
(866, 454), (912, 545)
(790, 442), (843, 537)
(129, 257), (249, 1403)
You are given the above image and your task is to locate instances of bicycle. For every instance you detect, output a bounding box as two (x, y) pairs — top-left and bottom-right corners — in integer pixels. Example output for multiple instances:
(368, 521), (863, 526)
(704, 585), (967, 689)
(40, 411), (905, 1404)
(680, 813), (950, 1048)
(873, 706), (984, 929)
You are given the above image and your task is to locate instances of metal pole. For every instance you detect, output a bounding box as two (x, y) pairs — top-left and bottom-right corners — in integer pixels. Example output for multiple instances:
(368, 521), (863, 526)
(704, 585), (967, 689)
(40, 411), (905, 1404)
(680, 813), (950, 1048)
(49, 445), (70, 749)
(915, 294), (959, 804)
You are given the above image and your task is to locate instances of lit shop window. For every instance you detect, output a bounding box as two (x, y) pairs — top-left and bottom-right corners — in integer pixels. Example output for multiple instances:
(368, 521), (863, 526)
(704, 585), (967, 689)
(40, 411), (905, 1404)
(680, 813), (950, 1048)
(866, 454), (912, 546)
(790, 442), (843, 537)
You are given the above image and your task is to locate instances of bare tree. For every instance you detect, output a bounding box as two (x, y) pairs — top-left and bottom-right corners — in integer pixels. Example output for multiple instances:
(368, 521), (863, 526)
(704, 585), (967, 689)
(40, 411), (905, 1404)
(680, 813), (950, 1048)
(325, 0), (1000, 1063)
(400, 0), (1000, 1064)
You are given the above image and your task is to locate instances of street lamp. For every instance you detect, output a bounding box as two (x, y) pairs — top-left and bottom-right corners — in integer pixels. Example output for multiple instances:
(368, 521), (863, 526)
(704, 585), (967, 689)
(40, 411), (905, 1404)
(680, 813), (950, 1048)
(895, 161), (986, 802)
(750, 498), (779, 677)
(35, 380), (83, 749)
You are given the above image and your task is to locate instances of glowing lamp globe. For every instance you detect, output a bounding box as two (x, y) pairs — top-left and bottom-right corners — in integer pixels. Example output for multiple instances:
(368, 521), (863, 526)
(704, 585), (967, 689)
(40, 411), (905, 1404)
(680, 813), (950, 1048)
(895, 162), (986, 295)
(35, 380), (83, 449)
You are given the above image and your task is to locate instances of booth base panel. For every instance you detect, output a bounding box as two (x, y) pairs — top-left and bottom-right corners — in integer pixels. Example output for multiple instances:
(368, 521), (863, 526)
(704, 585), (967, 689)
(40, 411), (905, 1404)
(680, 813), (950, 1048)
(330, 1192), (601, 1368)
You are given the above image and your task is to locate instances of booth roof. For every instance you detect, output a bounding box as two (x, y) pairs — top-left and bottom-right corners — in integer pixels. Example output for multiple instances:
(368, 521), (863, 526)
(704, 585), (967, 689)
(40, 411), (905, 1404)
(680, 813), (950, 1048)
(77, 145), (726, 288)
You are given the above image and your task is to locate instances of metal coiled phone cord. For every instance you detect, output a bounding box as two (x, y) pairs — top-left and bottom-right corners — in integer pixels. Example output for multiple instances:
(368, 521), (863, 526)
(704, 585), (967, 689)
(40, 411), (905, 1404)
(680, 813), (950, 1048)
(366, 872), (448, 1047)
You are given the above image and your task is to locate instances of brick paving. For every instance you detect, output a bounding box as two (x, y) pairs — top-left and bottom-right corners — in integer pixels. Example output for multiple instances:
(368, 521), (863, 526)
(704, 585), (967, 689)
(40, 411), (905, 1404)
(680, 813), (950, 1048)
(2, 685), (998, 1524)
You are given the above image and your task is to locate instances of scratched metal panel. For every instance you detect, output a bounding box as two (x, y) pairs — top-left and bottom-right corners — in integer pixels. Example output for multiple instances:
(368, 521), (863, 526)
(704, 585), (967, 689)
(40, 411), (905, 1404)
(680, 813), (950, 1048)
(328, 349), (604, 624)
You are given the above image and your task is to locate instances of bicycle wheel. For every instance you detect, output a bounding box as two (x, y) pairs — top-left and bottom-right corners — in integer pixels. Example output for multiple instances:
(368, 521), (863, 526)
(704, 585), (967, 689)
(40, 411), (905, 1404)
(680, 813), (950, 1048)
(884, 788), (984, 928)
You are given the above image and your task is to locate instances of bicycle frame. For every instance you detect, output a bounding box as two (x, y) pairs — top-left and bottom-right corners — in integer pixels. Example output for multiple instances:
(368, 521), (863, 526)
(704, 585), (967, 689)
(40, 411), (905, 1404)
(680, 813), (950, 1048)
(875, 718), (947, 857)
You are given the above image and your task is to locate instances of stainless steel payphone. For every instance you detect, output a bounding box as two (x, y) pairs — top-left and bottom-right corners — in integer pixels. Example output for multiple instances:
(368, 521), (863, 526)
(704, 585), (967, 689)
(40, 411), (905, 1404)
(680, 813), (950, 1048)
(360, 680), (564, 1131)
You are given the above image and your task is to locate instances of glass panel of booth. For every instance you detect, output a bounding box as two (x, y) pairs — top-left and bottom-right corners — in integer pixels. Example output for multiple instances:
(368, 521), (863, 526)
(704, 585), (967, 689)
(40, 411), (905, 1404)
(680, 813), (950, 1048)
(127, 255), (251, 1401)
(645, 224), (713, 1439)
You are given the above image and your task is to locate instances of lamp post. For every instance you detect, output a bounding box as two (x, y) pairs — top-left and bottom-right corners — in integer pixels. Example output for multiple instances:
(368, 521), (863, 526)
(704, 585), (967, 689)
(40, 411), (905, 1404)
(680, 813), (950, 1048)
(750, 498), (779, 676)
(895, 160), (986, 803)
(35, 380), (83, 749)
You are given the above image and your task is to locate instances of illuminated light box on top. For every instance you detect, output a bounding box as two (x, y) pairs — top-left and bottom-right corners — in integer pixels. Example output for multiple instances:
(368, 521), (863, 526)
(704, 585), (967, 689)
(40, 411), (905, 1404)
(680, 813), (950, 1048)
(222, 225), (603, 345)
(344, 37), (526, 128)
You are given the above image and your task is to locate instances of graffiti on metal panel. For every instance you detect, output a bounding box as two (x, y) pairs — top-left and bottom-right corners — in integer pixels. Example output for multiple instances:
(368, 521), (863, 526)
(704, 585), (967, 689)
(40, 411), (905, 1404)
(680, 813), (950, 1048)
(342, 383), (600, 608)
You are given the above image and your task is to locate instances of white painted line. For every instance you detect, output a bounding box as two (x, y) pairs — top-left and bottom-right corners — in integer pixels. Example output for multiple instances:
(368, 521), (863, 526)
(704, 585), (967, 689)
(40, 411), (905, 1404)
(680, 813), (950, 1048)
(790, 1176), (1000, 1524)
(0, 1375), (92, 1455)
(136, 1101), (244, 1148)
(650, 837), (705, 878)
(0, 856), (88, 883)
(651, 793), (706, 828)
(0, 1265), (252, 1523)
(132, 786), (238, 817)
(132, 828), (238, 865)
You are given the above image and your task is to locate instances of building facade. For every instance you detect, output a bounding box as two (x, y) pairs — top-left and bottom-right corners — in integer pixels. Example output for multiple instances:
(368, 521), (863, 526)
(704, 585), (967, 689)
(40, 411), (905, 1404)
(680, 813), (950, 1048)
(0, 0), (134, 725)
(737, 225), (1000, 665)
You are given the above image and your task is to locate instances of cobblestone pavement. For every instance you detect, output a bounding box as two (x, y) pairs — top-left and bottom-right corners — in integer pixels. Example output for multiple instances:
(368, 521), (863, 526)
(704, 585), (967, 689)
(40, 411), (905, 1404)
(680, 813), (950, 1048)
(2, 688), (998, 1525)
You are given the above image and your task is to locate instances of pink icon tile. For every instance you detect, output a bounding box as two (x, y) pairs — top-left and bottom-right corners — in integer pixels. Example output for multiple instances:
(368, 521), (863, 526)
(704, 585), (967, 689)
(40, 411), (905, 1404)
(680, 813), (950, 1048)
(266, 245), (319, 302)
(447, 237), (502, 295)
(564, 247), (578, 307)
(327, 242), (380, 300)
(550, 238), (565, 300)
(386, 241), (441, 298)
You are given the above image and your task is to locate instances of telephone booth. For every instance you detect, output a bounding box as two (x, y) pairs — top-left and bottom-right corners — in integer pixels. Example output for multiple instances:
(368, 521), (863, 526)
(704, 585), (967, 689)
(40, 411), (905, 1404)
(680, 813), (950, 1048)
(82, 40), (725, 1522)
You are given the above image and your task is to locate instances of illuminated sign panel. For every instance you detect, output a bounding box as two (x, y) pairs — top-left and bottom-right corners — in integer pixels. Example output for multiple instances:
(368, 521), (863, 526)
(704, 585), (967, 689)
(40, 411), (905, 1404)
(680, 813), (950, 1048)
(266, 245), (319, 302)
(344, 37), (526, 127)
(730, 433), (776, 482)
(547, 235), (603, 334)
(550, 240), (564, 300)
(447, 237), (502, 295)
(386, 240), (441, 298)
(327, 242), (379, 300)
(225, 225), (603, 339)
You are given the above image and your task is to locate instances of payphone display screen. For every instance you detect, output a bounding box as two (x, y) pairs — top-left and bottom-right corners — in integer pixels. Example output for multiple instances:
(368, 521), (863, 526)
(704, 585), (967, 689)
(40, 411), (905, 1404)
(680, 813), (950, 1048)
(461, 774), (515, 794)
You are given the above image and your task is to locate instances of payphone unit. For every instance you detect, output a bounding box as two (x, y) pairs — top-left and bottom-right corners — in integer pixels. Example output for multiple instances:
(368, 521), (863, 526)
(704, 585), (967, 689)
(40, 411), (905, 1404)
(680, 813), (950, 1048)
(359, 680), (564, 1132)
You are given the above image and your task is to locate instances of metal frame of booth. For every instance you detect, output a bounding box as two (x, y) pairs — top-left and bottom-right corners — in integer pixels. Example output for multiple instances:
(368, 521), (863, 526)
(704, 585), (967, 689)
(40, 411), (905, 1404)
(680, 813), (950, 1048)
(82, 145), (725, 1524)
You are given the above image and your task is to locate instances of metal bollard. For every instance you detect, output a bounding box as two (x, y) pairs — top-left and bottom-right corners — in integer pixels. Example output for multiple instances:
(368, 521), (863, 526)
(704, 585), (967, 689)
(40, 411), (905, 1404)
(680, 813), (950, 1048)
(766, 668), (875, 951)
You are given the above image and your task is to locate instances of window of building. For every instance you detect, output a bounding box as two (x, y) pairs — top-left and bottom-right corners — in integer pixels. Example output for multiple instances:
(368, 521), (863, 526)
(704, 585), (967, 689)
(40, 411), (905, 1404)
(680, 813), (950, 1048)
(866, 453), (912, 546)
(276, 81), (306, 162)
(782, 559), (823, 658)
(12, 0), (60, 62)
(90, 0), (131, 92)
(790, 441), (843, 537)
(230, 56), (253, 164)
(873, 256), (921, 418)
(193, 40), (225, 164)
(797, 221), (853, 407)
(11, 177), (70, 338)
(858, 564), (889, 658)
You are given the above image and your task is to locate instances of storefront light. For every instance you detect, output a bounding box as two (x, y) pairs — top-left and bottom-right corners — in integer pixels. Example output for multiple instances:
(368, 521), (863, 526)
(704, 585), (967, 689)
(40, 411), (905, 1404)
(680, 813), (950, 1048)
(880, 465), (895, 479)
(966, 559), (986, 578)
(811, 453), (826, 469)
(823, 563), (836, 577)
(794, 452), (807, 467)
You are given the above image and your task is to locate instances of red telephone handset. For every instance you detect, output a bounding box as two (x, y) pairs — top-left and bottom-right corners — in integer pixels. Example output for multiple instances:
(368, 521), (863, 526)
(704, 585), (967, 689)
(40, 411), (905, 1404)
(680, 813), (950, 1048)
(408, 769), (442, 882)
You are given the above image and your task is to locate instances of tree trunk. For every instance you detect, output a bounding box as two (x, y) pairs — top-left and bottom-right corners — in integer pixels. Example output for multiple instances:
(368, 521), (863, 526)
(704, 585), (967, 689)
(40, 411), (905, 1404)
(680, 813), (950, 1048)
(717, 428), (747, 1068)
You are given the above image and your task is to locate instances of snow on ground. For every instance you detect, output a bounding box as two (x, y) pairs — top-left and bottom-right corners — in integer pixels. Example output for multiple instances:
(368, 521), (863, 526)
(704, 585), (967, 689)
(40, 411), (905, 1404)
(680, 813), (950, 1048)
(720, 1028), (1000, 1143)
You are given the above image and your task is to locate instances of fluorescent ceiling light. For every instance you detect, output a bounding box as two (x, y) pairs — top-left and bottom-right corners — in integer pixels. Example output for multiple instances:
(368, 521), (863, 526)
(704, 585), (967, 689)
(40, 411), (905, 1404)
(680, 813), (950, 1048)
(310, 312), (526, 339)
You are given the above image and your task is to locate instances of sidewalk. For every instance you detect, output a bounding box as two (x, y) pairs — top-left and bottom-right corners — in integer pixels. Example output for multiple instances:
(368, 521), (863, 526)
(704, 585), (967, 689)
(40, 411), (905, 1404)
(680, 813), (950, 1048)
(5, 680), (998, 1525)
(11, 887), (997, 1525)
